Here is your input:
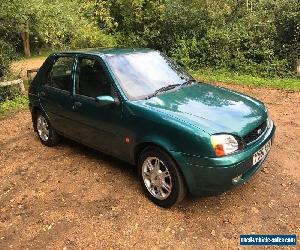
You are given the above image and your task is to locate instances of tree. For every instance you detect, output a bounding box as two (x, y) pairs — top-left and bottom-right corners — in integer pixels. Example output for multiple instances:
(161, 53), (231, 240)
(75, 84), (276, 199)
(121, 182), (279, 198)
(20, 21), (31, 57)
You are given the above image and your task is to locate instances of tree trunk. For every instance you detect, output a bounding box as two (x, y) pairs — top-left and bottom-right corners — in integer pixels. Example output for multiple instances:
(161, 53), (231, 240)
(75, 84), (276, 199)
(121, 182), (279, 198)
(21, 21), (31, 57)
(296, 59), (300, 75)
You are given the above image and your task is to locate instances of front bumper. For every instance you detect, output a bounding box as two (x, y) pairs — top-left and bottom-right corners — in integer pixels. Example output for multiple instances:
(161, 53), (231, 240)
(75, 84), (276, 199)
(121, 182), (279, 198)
(170, 122), (276, 196)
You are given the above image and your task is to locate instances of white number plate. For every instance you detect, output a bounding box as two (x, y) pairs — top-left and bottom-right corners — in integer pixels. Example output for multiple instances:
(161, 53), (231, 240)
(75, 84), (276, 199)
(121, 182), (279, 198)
(252, 139), (272, 166)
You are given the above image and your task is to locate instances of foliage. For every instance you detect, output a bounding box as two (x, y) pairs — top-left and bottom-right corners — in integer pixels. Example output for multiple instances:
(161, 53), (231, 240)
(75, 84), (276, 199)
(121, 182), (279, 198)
(273, 0), (300, 68)
(0, 0), (300, 79)
(0, 40), (16, 77)
(0, 0), (117, 52)
(34, 0), (117, 49)
(0, 95), (28, 119)
(0, 85), (22, 103)
(0, 75), (29, 117)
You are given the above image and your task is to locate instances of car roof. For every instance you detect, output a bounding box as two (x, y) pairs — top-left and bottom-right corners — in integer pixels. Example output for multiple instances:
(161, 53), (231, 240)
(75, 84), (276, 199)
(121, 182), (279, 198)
(53, 48), (155, 57)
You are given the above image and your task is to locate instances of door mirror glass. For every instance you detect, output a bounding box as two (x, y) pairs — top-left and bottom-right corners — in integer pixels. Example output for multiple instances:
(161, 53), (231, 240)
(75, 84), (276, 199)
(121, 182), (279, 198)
(95, 95), (115, 106)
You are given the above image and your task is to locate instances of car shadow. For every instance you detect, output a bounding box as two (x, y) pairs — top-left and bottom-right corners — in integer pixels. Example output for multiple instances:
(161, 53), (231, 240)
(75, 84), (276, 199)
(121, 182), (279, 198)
(58, 137), (140, 184)
(56, 137), (245, 210)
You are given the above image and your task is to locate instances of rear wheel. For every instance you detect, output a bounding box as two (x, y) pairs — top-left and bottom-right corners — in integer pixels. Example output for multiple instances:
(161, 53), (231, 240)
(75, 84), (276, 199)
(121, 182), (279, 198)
(138, 146), (187, 207)
(35, 111), (60, 146)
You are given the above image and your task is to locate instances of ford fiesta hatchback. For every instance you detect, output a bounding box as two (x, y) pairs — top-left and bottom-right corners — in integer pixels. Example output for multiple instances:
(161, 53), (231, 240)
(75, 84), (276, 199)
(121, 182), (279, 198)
(28, 48), (275, 207)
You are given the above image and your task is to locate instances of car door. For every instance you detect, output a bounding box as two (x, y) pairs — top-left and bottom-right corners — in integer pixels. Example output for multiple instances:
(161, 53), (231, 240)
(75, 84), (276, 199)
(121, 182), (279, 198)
(71, 55), (128, 158)
(39, 55), (79, 138)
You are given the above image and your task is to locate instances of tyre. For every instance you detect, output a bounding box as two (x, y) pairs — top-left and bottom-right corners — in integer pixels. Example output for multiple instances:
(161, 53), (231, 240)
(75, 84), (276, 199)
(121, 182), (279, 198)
(138, 146), (187, 207)
(35, 111), (60, 147)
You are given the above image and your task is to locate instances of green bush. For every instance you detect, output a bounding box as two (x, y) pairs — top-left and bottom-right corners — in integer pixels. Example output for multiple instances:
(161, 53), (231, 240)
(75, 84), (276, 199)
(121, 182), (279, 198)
(1, 0), (300, 78)
(0, 85), (21, 103)
(0, 39), (18, 103)
(167, 4), (296, 77)
(0, 95), (28, 118)
(0, 39), (16, 78)
(274, 0), (300, 71)
(106, 0), (299, 77)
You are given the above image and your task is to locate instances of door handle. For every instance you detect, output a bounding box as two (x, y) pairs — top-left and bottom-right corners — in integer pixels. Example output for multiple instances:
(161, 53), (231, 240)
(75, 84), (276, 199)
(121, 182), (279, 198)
(73, 101), (82, 109)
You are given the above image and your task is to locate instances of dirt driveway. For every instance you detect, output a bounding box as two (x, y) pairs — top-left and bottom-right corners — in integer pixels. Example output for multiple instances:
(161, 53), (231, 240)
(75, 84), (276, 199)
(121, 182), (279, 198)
(0, 82), (299, 249)
(11, 57), (46, 79)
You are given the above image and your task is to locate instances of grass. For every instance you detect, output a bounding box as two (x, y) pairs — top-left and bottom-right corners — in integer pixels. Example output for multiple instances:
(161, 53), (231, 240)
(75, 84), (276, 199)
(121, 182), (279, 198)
(0, 95), (28, 119)
(191, 68), (300, 91)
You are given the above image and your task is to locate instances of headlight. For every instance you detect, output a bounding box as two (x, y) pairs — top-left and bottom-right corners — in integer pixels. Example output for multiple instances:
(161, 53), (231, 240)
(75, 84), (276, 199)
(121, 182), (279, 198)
(211, 134), (239, 157)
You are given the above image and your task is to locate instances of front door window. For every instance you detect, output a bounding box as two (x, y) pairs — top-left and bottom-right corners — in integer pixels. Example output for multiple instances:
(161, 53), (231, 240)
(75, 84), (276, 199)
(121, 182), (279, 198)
(75, 58), (111, 98)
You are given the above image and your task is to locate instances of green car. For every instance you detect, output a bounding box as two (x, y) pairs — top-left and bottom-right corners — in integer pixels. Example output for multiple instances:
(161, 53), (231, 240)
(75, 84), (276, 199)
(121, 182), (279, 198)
(28, 48), (275, 207)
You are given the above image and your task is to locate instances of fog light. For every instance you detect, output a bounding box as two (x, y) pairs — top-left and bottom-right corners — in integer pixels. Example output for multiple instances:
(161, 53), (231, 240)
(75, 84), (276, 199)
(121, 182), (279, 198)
(232, 174), (243, 184)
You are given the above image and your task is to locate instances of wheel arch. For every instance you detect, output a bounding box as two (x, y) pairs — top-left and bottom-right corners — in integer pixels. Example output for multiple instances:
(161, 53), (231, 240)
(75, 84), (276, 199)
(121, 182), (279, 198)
(133, 141), (189, 192)
(134, 141), (167, 165)
(31, 106), (48, 132)
(31, 106), (42, 132)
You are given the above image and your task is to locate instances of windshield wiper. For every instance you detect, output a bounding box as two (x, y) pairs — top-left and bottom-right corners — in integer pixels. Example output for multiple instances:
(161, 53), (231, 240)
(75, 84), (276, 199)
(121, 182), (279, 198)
(146, 84), (181, 99)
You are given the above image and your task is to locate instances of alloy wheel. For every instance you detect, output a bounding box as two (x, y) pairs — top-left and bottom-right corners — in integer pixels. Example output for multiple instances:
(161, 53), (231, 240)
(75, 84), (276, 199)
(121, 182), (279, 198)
(36, 115), (49, 141)
(142, 157), (172, 200)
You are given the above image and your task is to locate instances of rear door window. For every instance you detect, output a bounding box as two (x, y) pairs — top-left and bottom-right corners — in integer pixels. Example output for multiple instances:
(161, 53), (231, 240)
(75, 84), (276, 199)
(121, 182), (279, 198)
(47, 56), (75, 92)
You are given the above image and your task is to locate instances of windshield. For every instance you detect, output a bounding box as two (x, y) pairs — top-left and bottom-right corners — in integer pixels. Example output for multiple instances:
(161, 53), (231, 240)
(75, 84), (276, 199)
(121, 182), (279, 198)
(106, 51), (193, 100)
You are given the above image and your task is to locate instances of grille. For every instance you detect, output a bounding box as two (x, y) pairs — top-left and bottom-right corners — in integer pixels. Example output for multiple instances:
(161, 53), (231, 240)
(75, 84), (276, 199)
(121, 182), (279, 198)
(243, 120), (267, 144)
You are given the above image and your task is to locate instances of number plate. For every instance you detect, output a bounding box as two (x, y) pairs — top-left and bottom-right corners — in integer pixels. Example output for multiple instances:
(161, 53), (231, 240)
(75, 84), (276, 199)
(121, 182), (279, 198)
(252, 139), (272, 166)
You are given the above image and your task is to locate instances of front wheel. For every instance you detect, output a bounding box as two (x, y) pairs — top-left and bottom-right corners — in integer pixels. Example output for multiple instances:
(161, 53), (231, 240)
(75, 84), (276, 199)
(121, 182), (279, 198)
(138, 147), (187, 207)
(35, 111), (60, 147)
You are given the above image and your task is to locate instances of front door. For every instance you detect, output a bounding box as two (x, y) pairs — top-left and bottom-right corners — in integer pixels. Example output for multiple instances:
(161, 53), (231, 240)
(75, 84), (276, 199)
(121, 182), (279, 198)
(71, 56), (127, 158)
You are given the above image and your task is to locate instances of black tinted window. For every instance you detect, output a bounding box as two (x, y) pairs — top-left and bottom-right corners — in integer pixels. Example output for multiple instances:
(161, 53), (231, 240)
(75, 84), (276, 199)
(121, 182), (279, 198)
(48, 57), (74, 91)
(75, 58), (111, 98)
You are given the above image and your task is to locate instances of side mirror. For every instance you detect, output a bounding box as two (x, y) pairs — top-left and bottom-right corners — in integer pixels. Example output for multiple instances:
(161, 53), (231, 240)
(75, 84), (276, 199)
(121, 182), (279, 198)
(95, 95), (115, 106)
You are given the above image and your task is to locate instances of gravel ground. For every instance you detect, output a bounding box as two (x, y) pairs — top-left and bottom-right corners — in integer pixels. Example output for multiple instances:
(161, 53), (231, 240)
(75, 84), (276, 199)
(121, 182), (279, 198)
(0, 82), (299, 249)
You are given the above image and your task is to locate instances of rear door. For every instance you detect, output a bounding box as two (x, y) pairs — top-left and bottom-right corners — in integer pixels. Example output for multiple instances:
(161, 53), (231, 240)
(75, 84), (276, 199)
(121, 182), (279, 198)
(39, 55), (79, 137)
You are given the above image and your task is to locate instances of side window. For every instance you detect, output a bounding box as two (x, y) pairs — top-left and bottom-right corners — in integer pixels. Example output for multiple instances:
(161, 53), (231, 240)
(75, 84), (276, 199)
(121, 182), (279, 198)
(47, 57), (75, 91)
(75, 57), (111, 98)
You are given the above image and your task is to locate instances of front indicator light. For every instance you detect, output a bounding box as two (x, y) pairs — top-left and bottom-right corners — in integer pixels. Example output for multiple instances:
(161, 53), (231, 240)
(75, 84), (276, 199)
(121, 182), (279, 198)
(211, 134), (239, 157)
